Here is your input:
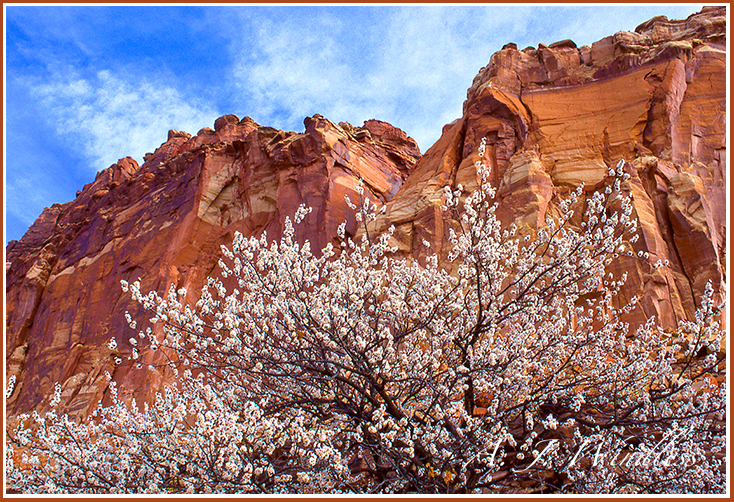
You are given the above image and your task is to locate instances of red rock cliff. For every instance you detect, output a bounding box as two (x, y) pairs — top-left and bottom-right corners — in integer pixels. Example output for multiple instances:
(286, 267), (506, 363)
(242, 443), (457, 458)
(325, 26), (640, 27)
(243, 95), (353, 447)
(5, 114), (420, 416)
(370, 6), (726, 331)
(5, 7), (726, 417)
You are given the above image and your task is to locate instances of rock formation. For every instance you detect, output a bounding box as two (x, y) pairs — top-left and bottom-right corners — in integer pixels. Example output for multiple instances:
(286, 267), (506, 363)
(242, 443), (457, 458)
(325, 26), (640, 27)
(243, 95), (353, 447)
(370, 6), (726, 330)
(5, 7), (726, 417)
(5, 115), (420, 416)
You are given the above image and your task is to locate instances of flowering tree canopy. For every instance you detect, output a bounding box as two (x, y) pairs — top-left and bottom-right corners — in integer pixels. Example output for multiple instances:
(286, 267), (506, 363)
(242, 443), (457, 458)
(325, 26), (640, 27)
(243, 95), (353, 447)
(6, 147), (726, 494)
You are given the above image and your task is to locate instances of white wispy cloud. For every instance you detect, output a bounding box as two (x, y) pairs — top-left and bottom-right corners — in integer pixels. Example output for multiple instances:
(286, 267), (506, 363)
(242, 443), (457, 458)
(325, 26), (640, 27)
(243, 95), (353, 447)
(27, 69), (220, 171)
(230, 7), (494, 151)
(226, 6), (557, 150)
(233, 13), (371, 132)
(5, 175), (54, 228)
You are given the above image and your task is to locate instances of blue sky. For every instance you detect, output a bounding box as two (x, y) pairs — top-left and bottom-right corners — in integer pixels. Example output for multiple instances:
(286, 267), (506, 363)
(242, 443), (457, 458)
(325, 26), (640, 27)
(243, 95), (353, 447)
(4, 4), (705, 244)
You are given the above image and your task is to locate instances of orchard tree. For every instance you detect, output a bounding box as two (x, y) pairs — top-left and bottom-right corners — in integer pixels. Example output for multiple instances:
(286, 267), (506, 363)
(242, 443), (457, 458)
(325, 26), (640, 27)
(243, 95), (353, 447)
(6, 143), (726, 494)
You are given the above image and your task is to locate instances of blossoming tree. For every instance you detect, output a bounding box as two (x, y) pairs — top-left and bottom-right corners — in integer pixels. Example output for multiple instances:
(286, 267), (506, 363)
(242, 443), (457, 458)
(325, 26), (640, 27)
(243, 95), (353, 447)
(6, 145), (726, 494)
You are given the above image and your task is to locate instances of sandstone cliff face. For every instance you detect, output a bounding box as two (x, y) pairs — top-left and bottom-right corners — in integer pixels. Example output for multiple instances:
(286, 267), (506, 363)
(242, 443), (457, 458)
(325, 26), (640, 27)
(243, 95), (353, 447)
(5, 8), (726, 417)
(370, 6), (726, 330)
(5, 115), (420, 416)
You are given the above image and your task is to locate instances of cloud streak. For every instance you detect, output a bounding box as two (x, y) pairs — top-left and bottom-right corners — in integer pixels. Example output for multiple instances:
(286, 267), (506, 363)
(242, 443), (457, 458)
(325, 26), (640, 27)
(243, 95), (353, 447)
(27, 69), (220, 171)
(229, 6), (502, 150)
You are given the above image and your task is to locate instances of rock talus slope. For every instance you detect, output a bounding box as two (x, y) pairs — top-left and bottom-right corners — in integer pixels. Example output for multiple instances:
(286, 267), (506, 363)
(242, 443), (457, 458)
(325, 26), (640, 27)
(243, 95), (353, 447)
(5, 8), (726, 416)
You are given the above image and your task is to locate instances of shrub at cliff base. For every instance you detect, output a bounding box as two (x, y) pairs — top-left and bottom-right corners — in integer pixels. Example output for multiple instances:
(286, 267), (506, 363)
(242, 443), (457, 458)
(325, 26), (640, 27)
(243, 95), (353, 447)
(6, 145), (726, 494)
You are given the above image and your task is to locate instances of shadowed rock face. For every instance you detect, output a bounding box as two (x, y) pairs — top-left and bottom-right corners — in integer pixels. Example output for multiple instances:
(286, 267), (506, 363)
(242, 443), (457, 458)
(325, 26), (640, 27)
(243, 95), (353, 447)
(5, 8), (726, 417)
(369, 6), (726, 331)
